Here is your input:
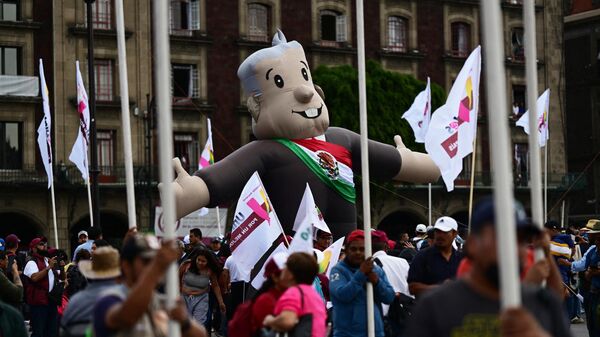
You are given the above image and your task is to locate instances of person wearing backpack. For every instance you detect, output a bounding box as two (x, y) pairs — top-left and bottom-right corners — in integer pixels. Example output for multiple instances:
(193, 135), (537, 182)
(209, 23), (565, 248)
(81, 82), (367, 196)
(228, 252), (288, 337)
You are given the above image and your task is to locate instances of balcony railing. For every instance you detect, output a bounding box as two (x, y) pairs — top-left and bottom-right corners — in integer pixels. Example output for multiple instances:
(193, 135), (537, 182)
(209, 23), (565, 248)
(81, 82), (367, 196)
(0, 75), (39, 97)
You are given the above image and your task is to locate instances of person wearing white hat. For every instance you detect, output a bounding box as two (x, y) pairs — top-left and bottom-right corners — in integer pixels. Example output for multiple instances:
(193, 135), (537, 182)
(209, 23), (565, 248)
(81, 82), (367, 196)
(407, 216), (463, 298)
(412, 224), (428, 251)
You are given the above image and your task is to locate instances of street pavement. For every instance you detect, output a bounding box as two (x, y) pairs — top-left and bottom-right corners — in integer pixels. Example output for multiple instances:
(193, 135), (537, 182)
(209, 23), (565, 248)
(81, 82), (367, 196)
(572, 322), (588, 337)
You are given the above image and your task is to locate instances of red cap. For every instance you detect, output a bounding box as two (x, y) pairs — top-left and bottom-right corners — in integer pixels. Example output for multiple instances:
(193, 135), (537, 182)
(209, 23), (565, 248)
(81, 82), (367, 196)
(387, 240), (396, 250)
(5, 234), (20, 246)
(371, 230), (389, 244)
(29, 237), (43, 249)
(346, 230), (365, 244)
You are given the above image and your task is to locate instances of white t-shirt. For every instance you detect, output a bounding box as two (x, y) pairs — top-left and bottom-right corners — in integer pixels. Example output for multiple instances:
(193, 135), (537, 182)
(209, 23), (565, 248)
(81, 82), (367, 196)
(24, 258), (55, 292)
(373, 250), (410, 315)
(224, 256), (243, 282)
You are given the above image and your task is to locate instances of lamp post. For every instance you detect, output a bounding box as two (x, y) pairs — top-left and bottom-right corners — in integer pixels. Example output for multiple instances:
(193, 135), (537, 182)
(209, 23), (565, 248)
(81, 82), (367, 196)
(85, 0), (100, 228)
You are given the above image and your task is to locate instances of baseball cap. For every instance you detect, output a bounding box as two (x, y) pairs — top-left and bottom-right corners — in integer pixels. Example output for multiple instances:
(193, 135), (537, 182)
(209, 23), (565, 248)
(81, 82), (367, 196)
(121, 234), (160, 261)
(415, 224), (427, 233)
(346, 230), (365, 244)
(211, 237), (221, 243)
(434, 217), (458, 232)
(371, 230), (389, 244)
(29, 237), (45, 249)
(0, 239), (4, 251)
(78, 230), (88, 238)
(544, 220), (560, 230)
(5, 234), (20, 246)
(470, 195), (540, 234)
(264, 251), (288, 278)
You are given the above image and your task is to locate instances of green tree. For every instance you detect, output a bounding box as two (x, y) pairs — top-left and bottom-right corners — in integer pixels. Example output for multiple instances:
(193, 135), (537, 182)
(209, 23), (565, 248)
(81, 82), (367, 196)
(312, 60), (445, 151)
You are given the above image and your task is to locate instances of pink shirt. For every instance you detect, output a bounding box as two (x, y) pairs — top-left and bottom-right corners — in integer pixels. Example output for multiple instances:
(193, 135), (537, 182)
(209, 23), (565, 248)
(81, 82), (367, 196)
(274, 284), (327, 337)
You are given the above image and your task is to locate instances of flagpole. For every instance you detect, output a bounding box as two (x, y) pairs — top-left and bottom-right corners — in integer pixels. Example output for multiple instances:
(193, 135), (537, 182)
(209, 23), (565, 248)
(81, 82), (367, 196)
(356, 1), (375, 336)
(467, 136), (477, 234)
(481, 0), (521, 308)
(86, 178), (94, 227)
(50, 178), (59, 248)
(560, 200), (565, 228)
(544, 142), (548, 222)
(428, 183), (432, 227)
(152, 0), (180, 335)
(115, 0), (137, 229)
(256, 174), (290, 247)
(216, 206), (222, 236)
(523, 0), (544, 234)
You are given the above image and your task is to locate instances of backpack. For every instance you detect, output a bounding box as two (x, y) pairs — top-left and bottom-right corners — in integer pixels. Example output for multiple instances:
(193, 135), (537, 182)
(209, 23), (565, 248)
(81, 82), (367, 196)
(374, 258), (415, 337)
(228, 300), (255, 337)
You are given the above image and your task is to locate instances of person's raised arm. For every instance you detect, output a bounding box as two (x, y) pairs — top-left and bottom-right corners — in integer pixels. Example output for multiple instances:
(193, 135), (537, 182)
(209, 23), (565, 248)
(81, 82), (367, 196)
(29, 257), (56, 283)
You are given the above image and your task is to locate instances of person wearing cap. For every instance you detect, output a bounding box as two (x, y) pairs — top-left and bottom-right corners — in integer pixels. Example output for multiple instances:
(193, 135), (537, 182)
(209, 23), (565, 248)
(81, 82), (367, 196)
(61, 247), (120, 337)
(0, 250), (23, 308)
(72, 227), (102, 262)
(93, 234), (206, 337)
(24, 237), (59, 337)
(314, 230), (333, 251)
(371, 230), (410, 314)
(77, 230), (88, 245)
(571, 222), (600, 335)
(404, 196), (571, 337)
(329, 230), (395, 337)
(5, 234), (23, 283)
(407, 216), (463, 298)
(412, 224), (428, 250)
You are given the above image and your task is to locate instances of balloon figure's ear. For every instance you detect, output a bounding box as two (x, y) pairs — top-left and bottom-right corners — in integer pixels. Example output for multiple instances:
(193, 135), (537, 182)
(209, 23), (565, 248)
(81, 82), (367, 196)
(314, 84), (325, 100)
(247, 96), (261, 122)
(272, 29), (287, 46)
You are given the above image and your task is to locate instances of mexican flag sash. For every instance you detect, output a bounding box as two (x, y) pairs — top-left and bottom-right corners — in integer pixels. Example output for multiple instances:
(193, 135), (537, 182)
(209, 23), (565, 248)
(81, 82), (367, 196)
(275, 138), (356, 203)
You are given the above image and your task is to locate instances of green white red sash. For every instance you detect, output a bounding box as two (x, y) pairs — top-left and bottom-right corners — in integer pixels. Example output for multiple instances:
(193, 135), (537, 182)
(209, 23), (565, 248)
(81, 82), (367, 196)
(275, 138), (356, 203)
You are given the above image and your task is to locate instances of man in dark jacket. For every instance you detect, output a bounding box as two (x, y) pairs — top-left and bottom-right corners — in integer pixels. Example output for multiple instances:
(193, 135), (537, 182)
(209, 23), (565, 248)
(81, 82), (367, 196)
(330, 230), (395, 337)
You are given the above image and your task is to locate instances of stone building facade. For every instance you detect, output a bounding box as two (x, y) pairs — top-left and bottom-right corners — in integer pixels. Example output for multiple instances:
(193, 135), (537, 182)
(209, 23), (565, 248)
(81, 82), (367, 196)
(0, 0), (568, 251)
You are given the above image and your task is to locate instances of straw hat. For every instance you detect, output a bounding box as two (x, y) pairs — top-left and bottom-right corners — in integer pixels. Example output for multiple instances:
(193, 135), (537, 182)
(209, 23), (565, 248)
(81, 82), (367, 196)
(79, 246), (121, 280)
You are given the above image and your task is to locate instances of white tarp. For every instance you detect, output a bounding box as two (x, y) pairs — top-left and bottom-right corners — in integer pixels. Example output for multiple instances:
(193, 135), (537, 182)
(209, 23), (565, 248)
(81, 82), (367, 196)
(0, 75), (39, 97)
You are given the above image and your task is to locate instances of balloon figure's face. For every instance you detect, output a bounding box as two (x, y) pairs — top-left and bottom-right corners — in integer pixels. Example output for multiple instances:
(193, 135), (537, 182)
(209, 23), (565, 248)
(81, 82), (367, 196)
(252, 47), (329, 140)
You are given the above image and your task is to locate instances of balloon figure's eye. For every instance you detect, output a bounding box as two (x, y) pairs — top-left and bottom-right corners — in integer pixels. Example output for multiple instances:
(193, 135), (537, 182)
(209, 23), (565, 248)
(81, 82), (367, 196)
(301, 68), (309, 81)
(274, 75), (284, 88)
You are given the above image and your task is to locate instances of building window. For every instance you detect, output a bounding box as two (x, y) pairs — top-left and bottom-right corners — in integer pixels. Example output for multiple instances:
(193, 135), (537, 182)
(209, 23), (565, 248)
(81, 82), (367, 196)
(514, 143), (528, 186)
(92, 0), (112, 30)
(172, 63), (198, 98)
(169, 0), (200, 36)
(451, 22), (471, 57)
(174, 133), (198, 172)
(512, 85), (526, 118)
(0, 46), (20, 75)
(247, 3), (269, 42)
(94, 59), (113, 102)
(97, 130), (115, 175)
(387, 16), (407, 52)
(320, 10), (346, 46)
(0, 0), (18, 21)
(511, 28), (524, 61)
(0, 121), (21, 169)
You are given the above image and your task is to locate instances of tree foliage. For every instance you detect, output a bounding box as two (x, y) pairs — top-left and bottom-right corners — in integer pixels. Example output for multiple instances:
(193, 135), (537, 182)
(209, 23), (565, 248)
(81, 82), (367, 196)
(312, 60), (445, 151)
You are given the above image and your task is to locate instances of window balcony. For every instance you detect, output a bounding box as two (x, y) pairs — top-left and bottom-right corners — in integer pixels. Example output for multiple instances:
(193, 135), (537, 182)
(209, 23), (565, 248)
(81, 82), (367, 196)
(0, 75), (39, 97)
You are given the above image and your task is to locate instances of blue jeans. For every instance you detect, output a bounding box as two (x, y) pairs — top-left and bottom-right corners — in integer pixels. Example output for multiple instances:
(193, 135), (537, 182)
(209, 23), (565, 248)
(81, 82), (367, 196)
(30, 304), (58, 337)
(566, 292), (581, 319)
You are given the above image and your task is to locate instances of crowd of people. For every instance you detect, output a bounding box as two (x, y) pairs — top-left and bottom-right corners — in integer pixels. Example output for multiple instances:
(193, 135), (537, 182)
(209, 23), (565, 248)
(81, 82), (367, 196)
(0, 196), (599, 337)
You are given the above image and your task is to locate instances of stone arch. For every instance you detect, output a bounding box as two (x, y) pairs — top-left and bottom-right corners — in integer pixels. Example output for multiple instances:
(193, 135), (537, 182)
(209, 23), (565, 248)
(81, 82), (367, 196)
(0, 211), (45, 248)
(70, 211), (129, 251)
(377, 208), (426, 242)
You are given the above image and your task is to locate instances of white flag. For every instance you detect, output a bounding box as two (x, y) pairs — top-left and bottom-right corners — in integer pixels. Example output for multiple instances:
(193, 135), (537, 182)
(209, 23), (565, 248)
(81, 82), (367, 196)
(320, 237), (345, 277)
(293, 184), (331, 235)
(250, 243), (288, 289)
(68, 61), (90, 180)
(425, 46), (481, 191)
(198, 118), (214, 169)
(402, 77), (431, 143)
(230, 172), (283, 282)
(516, 89), (550, 147)
(289, 214), (313, 254)
(37, 59), (53, 189)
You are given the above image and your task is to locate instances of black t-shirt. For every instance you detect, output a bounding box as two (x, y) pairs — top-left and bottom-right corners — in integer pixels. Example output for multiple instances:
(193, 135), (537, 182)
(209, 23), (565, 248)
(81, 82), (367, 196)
(407, 246), (463, 287)
(405, 279), (571, 337)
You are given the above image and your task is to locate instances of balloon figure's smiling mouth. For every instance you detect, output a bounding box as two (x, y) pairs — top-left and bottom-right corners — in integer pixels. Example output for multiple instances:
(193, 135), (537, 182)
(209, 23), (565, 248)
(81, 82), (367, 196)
(292, 104), (323, 119)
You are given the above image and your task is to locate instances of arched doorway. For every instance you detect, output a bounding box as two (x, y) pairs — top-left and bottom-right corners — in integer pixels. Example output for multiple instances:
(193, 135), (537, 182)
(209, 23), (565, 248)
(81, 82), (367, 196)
(378, 210), (426, 242)
(0, 212), (44, 249)
(70, 212), (129, 254)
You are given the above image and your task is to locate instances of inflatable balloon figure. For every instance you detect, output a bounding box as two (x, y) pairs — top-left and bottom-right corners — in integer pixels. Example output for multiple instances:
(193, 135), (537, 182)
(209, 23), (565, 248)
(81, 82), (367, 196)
(166, 30), (440, 239)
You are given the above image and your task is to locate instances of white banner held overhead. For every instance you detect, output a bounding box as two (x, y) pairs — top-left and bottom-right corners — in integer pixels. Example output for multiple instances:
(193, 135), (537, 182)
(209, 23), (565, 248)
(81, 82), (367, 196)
(154, 206), (227, 238)
(516, 89), (550, 148)
(402, 77), (431, 143)
(425, 47), (481, 191)
(229, 172), (284, 282)
(69, 61), (90, 180)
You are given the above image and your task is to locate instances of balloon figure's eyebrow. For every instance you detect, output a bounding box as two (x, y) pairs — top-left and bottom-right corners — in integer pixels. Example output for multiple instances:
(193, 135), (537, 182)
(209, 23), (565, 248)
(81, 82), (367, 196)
(266, 68), (273, 80)
(300, 61), (308, 68)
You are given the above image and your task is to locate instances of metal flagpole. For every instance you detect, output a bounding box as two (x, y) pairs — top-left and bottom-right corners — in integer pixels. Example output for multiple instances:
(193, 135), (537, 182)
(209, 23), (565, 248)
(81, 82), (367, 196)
(356, 1), (375, 336)
(152, 0), (180, 335)
(480, 0), (521, 308)
(428, 183), (432, 227)
(523, 0), (544, 232)
(467, 136), (478, 234)
(560, 200), (565, 228)
(216, 206), (222, 236)
(115, 0), (137, 229)
(544, 142), (548, 222)
(86, 178), (94, 227)
(50, 177), (59, 248)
